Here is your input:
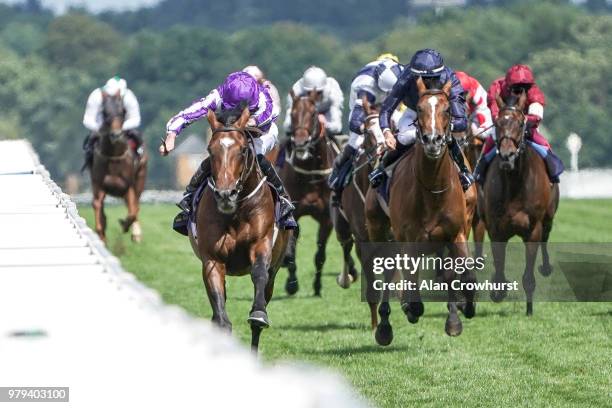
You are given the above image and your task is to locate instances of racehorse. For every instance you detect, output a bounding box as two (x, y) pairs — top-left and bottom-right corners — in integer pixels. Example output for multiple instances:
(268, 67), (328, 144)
(189, 107), (290, 352)
(365, 78), (477, 345)
(279, 90), (335, 296)
(480, 92), (559, 315)
(90, 92), (147, 243)
(464, 123), (486, 258)
(330, 95), (383, 330)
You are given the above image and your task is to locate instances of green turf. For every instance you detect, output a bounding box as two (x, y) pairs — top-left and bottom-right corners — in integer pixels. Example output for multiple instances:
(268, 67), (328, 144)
(80, 199), (612, 407)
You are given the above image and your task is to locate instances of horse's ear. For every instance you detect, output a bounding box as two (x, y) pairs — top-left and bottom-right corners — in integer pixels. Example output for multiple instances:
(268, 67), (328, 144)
(442, 80), (452, 96)
(235, 106), (251, 129)
(416, 76), (427, 96)
(495, 92), (505, 110)
(207, 109), (222, 129)
(517, 91), (527, 111)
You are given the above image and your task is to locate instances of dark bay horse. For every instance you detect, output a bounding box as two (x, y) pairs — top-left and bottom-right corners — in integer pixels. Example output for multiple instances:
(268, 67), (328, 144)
(279, 90), (335, 296)
(365, 78), (477, 345)
(189, 107), (290, 352)
(331, 96), (382, 330)
(481, 92), (559, 315)
(91, 92), (147, 243)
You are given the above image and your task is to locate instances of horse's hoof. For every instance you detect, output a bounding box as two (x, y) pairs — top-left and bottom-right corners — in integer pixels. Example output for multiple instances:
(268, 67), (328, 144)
(336, 273), (353, 289)
(313, 281), (322, 297)
(119, 219), (130, 233)
(401, 302), (424, 324)
(374, 322), (393, 346)
(349, 266), (359, 282)
(285, 278), (299, 295)
(131, 234), (142, 243)
(247, 311), (270, 328)
(445, 316), (463, 337)
(490, 289), (508, 303)
(526, 302), (533, 316)
(458, 302), (476, 319)
(539, 264), (553, 277)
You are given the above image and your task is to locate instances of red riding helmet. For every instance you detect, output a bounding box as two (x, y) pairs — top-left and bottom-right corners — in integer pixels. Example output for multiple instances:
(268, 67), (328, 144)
(505, 64), (535, 87)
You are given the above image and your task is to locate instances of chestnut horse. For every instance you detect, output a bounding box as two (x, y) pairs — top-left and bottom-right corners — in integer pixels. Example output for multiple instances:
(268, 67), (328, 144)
(331, 95), (383, 330)
(90, 92), (147, 243)
(189, 107), (290, 352)
(280, 90), (334, 296)
(365, 78), (477, 345)
(480, 92), (559, 315)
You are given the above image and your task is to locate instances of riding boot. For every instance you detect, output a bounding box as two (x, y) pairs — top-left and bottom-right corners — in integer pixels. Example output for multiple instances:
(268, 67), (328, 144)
(449, 138), (474, 191)
(544, 150), (564, 183)
(256, 154), (297, 229)
(368, 143), (410, 188)
(127, 129), (144, 158)
(328, 145), (357, 206)
(173, 158), (211, 236)
(81, 133), (96, 172)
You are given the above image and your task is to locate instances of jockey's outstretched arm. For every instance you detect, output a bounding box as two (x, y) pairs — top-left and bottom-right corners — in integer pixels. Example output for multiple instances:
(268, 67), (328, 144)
(166, 90), (221, 136)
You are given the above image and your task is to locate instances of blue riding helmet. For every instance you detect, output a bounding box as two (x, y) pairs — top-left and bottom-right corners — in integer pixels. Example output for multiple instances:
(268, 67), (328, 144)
(409, 49), (445, 77)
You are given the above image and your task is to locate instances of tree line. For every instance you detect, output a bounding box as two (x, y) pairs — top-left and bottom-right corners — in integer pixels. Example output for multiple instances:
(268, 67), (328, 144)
(0, 0), (610, 188)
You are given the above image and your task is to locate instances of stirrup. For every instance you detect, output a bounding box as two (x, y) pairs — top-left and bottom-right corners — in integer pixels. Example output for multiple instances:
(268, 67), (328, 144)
(368, 167), (386, 188)
(172, 212), (189, 236)
(177, 192), (193, 213)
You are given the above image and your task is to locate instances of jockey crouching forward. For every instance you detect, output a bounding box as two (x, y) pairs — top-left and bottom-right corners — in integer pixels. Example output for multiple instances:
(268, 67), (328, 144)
(328, 54), (404, 206)
(284, 66), (344, 137)
(368, 49), (474, 191)
(161, 71), (296, 235)
(474, 64), (564, 184)
(82, 76), (143, 170)
(455, 70), (494, 140)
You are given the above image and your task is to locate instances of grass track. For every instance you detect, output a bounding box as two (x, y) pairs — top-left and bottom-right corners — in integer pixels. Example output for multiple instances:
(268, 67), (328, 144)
(80, 199), (612, 407)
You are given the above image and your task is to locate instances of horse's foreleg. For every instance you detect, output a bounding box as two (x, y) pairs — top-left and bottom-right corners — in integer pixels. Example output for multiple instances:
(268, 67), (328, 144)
(539, 216), (554, 277)
(453, 236), (476, 319)
(92, 188), (107, 242)
(202, 259), (231, 331)
(283, 230), (299, 295)
(332, 206), (357, 289)
(120, 187), (138, 234)
(473, 217), (486, 259)
(523, 223), (543, 316)
(249, 243), (273, 353)
(490, 240), (509, 302)
(313, 216), (332, 297)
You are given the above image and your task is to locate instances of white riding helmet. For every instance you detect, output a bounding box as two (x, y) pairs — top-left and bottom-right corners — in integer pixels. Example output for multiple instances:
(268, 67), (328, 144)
(302, 66), (327, 91)
(243, 65), (264, 82)
(376, 63), (402, 93)
(103, 76), (127, 96)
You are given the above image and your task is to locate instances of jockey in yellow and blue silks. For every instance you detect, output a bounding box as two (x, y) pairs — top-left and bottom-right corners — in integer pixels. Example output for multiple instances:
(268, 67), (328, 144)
(368, 49), (474, 191)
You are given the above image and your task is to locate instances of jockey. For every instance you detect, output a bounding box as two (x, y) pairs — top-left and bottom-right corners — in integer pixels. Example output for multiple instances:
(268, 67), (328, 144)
(161, 71), (296, 234)
(242, 65), (281, 119)
(368, 49), (474, 191)
(283, 66), (344, 136)
(473, 64), (564, 184)
(82, 76), (143, 170)
(455, 71), (493, 139)
(328, 53), (404, 206)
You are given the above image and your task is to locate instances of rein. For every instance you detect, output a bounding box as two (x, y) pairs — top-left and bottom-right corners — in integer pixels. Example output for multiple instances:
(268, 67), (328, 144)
(287, 105), (332, 178)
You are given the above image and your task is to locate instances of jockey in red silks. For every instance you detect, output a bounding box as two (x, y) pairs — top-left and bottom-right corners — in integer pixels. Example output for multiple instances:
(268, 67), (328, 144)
(455, 71), (493, 140)
(473, 64), (564, 184)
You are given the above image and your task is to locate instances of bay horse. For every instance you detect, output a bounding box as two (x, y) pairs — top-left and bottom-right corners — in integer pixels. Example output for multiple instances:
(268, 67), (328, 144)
(331, 95), (383, 330)
(279, 90), (334, 296)
(90, 92), (147, 243)
(481, 92), (559, 315)
(365, 78), (477, 345)
(189, 107), (290, 352)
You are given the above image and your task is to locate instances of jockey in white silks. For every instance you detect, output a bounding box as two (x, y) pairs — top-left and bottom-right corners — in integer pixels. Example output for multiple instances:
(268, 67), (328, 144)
(81, 76), (143, 169)
(160, 71), (296, 235)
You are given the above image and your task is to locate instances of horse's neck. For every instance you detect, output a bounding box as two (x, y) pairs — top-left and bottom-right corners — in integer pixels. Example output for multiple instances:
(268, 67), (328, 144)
(99, 130), (127, 157)
(414, 144), (453, 187)
(499, 146), (534, 196)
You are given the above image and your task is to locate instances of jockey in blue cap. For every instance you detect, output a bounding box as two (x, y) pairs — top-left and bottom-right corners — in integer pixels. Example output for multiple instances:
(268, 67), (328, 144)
(368, 48), (474, 191)
(160, 71), (295, 234)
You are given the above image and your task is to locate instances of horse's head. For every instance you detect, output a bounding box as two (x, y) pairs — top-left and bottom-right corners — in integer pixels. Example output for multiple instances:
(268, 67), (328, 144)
(495, 91), (527, 171)
(102, 91), (126, 143)
(206, 106), (254, 214)
(415, 77), (452, 159)
(290, 90), (324, 160)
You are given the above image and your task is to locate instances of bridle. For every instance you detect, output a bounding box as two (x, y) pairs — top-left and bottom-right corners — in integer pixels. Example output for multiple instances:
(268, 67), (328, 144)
(415, 89), (452, 156)
(290, 98), (325, 154)
(495, 105), (526, 159)
(207, 126), (264, 206)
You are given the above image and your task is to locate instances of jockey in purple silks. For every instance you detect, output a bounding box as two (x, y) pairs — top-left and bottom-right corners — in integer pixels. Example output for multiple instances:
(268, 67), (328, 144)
(160, 71), (296, 235)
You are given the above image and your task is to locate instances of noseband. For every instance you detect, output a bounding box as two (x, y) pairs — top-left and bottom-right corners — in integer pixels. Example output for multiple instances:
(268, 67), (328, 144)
(207, 127), (262, 205)
(415, 89), (452, 154)
(495, 106), (526, 158)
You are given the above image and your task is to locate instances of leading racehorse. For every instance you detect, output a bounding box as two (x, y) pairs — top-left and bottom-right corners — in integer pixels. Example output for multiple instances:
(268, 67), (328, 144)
(90, 92), (147, 243)
(480, 92), (559, 315)
(280, 90), (335, 296)
(188, 107), (291, 352)
(365, 78), (477, 345)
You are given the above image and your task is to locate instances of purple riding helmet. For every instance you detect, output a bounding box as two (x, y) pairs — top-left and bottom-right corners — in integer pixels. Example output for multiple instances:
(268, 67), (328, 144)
(217, 71), (260, 112)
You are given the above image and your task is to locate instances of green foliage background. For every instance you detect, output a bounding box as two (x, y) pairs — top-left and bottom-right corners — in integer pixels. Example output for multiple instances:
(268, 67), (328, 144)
(0, 0), (610, 187)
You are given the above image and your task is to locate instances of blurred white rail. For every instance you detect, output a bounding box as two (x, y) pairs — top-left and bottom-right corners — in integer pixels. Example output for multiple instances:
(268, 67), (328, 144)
(0, 140), (366, 408)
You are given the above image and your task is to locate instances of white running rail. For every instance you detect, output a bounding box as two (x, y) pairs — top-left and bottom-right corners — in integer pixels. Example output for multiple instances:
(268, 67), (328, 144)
(0, 140), (367, 408)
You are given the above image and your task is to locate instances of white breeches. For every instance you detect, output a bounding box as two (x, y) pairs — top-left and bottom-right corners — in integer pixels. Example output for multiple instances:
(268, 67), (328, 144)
(397, 108), (417, 146)
(253, 123), (279, 155)
(347, 109), (405, 150)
